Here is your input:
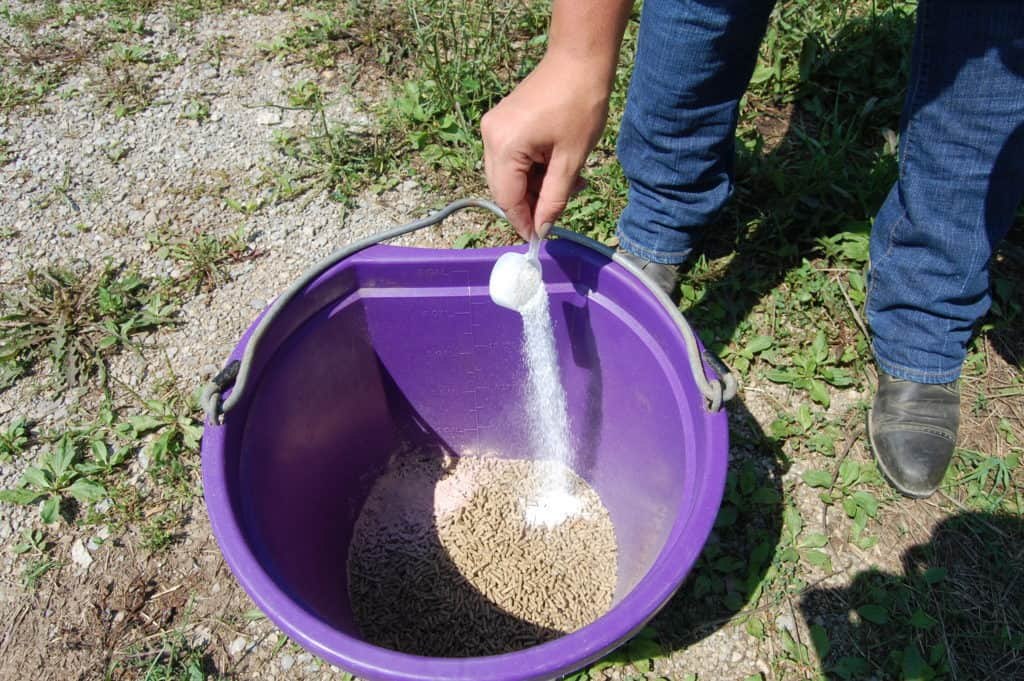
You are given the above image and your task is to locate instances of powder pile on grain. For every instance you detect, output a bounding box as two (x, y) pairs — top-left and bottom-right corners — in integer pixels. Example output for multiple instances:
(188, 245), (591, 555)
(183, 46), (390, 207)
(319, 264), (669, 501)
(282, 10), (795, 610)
(347, 450), (618, 657)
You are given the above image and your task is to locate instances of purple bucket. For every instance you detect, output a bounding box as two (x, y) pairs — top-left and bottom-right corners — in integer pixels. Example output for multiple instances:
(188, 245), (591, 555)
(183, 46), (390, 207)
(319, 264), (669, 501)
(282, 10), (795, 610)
(201, 227), (729, 681)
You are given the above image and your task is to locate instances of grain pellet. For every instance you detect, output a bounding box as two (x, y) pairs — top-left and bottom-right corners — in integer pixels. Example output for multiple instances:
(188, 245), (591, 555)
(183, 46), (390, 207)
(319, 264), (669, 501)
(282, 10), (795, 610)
(348, 450), (618, 657)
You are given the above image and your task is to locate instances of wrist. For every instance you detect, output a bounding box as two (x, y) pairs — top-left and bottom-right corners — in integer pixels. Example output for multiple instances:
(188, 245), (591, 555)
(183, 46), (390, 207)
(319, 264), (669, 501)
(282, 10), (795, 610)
(546, 0), (632, 88)
(544, 48), (618, 90)
(536, 48), (617, 98)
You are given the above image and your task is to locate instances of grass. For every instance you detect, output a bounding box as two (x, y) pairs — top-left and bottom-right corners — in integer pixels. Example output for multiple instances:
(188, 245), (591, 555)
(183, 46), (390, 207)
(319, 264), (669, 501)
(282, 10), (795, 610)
(0, 137), (12, 165)
(107, 626), (222, 681)
(267, 78), (402, 205)
(259, 10), (355, 67)
(254, 1), (549, 191)
(384, 0), (548, 180)
(148, 226), (259, 293)
(96, 42), (159, 116)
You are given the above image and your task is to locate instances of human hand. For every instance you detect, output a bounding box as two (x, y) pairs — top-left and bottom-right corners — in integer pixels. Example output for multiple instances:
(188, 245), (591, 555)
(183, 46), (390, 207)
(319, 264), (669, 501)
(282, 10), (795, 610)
(481, 53), (612, 241)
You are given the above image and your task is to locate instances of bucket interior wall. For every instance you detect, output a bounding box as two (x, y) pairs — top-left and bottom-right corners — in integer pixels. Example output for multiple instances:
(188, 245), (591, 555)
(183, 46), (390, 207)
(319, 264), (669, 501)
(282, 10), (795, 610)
(234, 244), (707, 638)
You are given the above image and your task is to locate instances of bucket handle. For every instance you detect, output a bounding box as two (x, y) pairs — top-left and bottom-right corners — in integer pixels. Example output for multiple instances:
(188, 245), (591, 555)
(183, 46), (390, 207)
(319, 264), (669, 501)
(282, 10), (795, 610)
(201, 198), (736, 423)
(549, 227), (737, 412)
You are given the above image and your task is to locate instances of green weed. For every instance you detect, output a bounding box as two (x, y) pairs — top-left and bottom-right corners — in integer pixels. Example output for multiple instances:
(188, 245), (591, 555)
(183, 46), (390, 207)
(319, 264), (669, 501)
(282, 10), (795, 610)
(0, 28), (82, 108)
(261, 10), (353, 67)
(180, 94), (211, 121)
(271, 111), (400, 205)
(285, 79), (322, 107)
(140, 510), (181, 552)
(0, 74), (49, 109)
(109, 627), (222, 681)
(12, 527), (50, 556)
(120, 387), (204, 495)
(100, 0), (161, 16)
(0, 417), (31, 461)
(769, 404), (845, 458)
(0, 262), (176, 391)
(802, 458), (886, 550)
(764, 328), (857, 408)
(0, 385), (201, 527)
(951, 448), (1022, 513)
(97, 42), (157, 117)
(149, 226), (258, 293)
(0, 1), (71, 32)
(14, 528), (60, 589)
(578, 626), (664, 677)
(108, 14), (146, 34)
(0, 432), (108, 523)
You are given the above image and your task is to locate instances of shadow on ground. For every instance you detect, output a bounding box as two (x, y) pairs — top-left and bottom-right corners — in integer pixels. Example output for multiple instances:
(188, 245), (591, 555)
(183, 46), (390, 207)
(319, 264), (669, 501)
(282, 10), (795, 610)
(647, 397), (786, 653)
(800, 512), (1024, 680)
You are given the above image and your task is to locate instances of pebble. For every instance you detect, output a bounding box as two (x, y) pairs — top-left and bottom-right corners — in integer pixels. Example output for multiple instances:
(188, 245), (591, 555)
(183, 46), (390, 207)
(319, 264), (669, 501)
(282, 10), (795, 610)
(279, 654), (294, 671)
(70, 539), (93, 570)
(775, 613), (797, 634)
(192, 626), (212, 646)
(228, 636), (247, 657)
(255, 110), (282, 126)
(86, 526), (110, 551)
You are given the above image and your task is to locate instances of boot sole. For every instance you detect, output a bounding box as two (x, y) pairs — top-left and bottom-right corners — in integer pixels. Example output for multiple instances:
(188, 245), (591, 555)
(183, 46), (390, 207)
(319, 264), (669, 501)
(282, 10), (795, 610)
(866, 408), (936, 500)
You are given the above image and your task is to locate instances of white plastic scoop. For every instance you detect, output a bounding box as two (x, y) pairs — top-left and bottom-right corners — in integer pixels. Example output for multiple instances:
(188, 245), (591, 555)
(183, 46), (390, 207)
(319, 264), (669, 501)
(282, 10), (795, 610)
(488, 237), (543, 311)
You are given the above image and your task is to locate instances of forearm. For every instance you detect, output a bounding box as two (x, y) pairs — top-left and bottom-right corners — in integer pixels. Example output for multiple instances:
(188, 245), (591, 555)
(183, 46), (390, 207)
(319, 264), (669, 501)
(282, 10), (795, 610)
(546, 0), (633, 88)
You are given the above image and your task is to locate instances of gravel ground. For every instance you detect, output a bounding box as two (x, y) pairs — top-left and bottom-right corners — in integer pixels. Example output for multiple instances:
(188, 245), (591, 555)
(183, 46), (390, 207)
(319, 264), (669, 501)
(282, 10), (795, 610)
(0, 7), (486, 679)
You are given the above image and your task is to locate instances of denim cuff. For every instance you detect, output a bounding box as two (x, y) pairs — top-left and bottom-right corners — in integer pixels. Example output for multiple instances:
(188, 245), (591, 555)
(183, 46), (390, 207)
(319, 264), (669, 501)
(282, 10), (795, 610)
(615, 226), (692, 265)
(872, 343), (962, 385)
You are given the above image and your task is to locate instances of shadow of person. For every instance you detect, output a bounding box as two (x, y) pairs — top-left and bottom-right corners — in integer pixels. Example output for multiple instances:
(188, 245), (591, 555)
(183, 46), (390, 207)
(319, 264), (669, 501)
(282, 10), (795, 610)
(985, 204), (1024, 372)
(799, 512), (1024, 680)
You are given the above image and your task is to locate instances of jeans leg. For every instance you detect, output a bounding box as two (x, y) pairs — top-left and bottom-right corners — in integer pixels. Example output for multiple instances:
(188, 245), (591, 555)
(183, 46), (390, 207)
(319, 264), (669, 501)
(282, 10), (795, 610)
(616, 0), (776, 264)
(867, 0), (1024, 384)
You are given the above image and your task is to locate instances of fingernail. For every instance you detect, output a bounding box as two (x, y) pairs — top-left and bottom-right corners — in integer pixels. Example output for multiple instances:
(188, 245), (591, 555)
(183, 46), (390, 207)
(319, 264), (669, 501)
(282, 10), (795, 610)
(538, 222), (552, 239)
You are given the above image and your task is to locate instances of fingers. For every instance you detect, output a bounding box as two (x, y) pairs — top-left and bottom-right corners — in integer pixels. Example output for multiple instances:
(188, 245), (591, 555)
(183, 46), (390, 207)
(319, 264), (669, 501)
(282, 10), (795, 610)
(532, 154), (580, 237)
(482, 114), (535, 241)
(484, 154), (533, 241)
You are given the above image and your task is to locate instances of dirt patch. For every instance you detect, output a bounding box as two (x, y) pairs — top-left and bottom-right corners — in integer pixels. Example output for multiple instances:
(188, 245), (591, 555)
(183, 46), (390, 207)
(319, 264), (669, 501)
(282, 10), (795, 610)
(0, 506), (237, 680)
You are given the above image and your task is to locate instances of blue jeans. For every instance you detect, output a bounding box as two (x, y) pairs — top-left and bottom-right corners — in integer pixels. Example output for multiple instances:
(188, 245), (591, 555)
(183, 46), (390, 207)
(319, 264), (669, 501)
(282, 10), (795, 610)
(617, 0), (1024, 383)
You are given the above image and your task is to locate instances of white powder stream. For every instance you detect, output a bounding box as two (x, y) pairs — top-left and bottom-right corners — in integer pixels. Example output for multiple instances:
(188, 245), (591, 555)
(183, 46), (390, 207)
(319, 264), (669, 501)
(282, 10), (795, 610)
(490, 252), (580, 528)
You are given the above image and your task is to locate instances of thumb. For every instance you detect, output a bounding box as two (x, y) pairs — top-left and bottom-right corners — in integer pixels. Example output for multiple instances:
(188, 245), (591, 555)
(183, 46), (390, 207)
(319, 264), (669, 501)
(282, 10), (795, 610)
(532, 156), (579, 237)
